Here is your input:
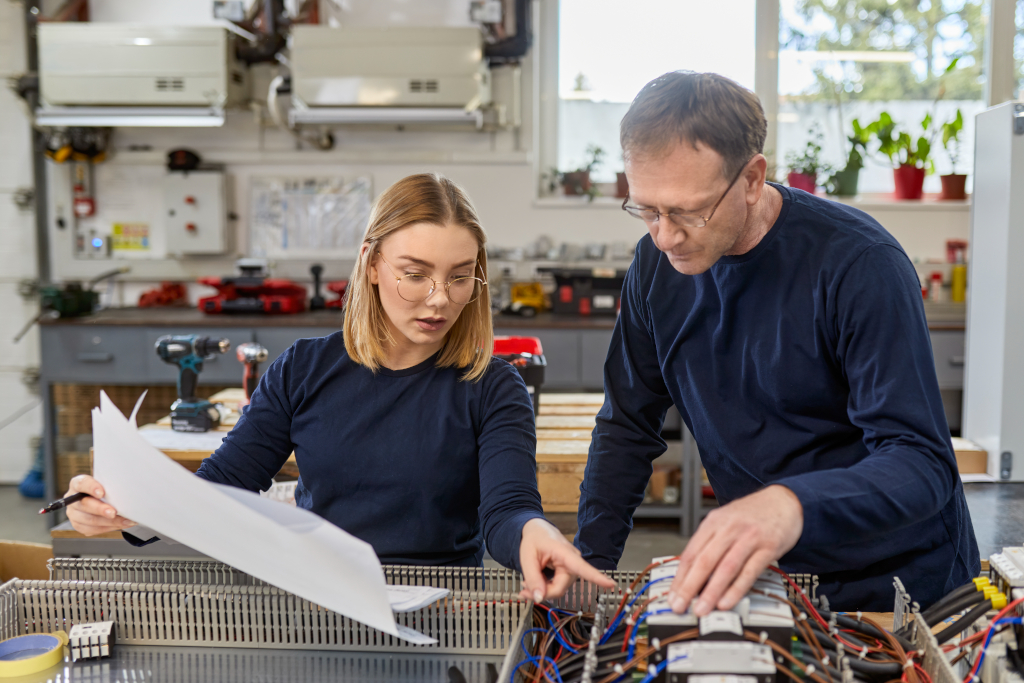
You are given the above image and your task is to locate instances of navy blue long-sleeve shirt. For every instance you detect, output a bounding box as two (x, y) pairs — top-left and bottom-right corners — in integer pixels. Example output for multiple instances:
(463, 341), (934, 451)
(576, 183), (979, 610)
(196, 333), (545, 569)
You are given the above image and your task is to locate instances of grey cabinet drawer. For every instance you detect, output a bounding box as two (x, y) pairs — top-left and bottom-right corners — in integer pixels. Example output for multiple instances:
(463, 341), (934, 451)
(580, 330), (614, 390)
(930, 330), (965, 389)
(495, 328), (581, 389)
(144, 328), (254, 385)
(256, 327), (341, 366)
(40, 326), (148, 383)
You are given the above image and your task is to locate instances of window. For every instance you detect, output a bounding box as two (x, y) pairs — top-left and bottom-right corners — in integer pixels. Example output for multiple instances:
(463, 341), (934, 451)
(777, 0), (987, 194)
(557, 0), (756, 183)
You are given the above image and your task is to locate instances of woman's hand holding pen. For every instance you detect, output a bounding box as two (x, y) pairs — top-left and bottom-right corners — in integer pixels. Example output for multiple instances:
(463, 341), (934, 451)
(64, 474), (137, 536)
(518, 517), (615, 602)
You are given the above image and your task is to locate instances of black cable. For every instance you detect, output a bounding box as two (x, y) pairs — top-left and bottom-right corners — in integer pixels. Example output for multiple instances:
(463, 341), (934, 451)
(817, 609), (915, 652)
(934, 600), (994, 645)
(923, 590), (988, 627)
(921, 582), (982, 620)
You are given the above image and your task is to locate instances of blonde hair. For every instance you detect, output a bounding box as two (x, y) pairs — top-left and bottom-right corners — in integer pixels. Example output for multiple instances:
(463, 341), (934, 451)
(343, 173), (493, 382)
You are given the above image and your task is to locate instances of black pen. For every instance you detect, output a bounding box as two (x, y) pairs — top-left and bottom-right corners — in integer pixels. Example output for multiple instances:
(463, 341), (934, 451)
(38, 491), (90, 515)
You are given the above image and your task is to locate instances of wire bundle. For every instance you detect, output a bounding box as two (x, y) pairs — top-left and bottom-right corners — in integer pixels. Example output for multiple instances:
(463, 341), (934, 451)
(512, 562), (996, 683)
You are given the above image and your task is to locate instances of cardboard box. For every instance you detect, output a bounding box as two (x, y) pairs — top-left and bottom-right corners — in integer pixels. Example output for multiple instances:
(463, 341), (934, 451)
(0, 540), (53, 582)
(952, 437), (988, 475)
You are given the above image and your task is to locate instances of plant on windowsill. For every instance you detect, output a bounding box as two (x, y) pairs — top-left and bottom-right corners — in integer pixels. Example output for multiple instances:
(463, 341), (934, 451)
(826, 119), (870, 197)
(871, 111), (933, 200)
(785, 125), (831, 194)
(939, 109), (967, 200)
(548, 144), (605, 201)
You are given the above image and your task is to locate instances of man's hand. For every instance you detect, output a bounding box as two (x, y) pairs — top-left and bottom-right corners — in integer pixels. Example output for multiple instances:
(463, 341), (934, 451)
(667, 485), (803, 615)
(64, 474), (136, 536)
(518, 518), (615, 602)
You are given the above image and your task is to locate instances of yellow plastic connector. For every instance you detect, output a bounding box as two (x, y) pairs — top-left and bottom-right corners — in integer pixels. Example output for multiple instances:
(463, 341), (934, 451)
(991, 593), (1008, 610)
(983, 586), (999, 600)
(973, 577), (991, 589)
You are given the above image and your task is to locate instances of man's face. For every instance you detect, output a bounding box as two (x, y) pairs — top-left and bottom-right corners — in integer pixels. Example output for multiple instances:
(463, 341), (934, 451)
(625, 141), (750, 275)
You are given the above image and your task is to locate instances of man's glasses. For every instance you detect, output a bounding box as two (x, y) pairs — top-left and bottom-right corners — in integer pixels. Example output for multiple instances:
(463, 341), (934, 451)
(621, 158), (750, 228)
(377, 252), (487, 305)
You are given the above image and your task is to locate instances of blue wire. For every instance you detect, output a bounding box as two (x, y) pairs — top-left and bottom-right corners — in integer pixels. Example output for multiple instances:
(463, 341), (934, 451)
(547, 606), (580, 654)
(599, 577), (673, 645)
(638, 654), (691, 683)
(627, 609), (673, 660)
(510, 655), (564, 683)
(970, 617), (1023, 680)
(520, 628), (549, 659)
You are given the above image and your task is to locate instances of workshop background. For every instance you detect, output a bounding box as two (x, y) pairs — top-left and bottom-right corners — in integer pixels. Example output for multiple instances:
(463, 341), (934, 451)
(0, 0), (1021, 562)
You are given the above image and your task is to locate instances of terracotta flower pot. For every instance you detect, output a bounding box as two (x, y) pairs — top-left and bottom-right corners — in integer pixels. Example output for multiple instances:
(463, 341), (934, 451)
(616, 172), (629, 199)
(940, 174), (967, 200)
(787, 171), (817, 193)
(562, 171), (591, 196)
(893, 165), (925, 200)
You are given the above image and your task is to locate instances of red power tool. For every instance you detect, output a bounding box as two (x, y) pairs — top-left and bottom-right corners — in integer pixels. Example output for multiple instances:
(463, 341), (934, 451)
(235, 342), (269, 405)
(198, 260), (307, 314)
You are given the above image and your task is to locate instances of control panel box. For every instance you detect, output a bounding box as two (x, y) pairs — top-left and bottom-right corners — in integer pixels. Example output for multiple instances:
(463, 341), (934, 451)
(163, 172), (228, 256)
(39, 24), (247, 107)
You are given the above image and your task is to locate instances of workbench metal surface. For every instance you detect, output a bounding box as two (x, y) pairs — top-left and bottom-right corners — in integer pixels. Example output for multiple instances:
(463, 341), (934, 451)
(27, 646), (504, 683)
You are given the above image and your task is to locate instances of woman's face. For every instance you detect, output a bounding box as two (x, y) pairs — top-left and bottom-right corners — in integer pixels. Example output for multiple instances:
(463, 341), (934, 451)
(367, 222), (481, 357)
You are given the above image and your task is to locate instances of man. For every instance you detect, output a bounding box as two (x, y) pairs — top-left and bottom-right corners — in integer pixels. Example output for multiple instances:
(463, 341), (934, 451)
(575, 71), (979, 612)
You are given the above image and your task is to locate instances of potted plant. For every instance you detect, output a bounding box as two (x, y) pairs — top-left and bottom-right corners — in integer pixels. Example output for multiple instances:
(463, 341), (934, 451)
(826, 119), (870, 197)
(560, 144), (605, 200)
(939, 110), (967, 200)
(785, 125), (829, 193)
(872, 112), (932, 200)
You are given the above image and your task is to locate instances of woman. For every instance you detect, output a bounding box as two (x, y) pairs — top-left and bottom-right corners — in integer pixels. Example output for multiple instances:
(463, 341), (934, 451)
(66, 173), (612, 602)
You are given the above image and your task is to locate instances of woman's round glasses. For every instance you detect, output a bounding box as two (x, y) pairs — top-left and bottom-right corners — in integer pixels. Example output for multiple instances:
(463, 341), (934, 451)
(377, 252), (487, 305)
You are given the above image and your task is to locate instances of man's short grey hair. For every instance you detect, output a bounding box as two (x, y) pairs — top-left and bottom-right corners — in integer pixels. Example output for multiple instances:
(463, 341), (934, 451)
(620, 71), (767, 179)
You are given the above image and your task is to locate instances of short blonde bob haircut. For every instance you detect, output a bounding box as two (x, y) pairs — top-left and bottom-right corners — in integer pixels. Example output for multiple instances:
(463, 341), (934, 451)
(343, 173), (493, 382)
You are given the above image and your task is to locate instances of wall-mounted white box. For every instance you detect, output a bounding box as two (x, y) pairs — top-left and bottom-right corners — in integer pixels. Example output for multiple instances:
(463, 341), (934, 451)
(163, 172), (227, 256)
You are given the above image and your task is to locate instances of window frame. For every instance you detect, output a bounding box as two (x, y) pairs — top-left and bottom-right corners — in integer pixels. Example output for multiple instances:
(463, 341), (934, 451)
(537, 0), (1017, 193)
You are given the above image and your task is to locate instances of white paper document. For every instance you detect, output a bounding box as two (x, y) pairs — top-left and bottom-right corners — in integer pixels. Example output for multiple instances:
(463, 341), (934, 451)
(386, 585), (451, 613)
(92, 392), (435, 643)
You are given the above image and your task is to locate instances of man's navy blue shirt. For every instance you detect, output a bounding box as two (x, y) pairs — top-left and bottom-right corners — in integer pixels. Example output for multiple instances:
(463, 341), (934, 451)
(196, 333), (545, 569)
(576, 184), (979, 610)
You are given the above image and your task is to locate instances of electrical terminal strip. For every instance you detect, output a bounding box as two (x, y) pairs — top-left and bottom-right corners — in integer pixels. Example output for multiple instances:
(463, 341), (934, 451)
(68, 621), (115, 661)
(990, 548), (1024, 593)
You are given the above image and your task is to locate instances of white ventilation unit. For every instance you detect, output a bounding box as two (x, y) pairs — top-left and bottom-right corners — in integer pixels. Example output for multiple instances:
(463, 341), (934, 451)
(37, 24), (247, 126)
(288, 26), (491, 126)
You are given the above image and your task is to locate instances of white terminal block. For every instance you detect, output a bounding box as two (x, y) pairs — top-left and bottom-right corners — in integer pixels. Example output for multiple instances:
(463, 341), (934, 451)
(68, 621), (114, 661)
(163, 171), (228, 256)
(991, 548), (1024, 589)
(646, 567), (793, 632)
(665, 642), (775, 676)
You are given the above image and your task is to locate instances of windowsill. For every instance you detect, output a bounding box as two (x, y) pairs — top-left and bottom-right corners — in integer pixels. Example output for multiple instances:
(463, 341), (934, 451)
(534, 192), (971, 211)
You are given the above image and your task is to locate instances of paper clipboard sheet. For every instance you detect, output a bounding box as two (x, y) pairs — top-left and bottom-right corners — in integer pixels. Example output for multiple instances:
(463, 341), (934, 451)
(92, 392), (435, 644)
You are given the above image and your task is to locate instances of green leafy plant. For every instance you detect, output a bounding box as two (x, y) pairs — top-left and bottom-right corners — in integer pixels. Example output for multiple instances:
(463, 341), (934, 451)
(842, 119), (871, 172)
(548, 144), (606, 200)
(941, 109), (964, 174)
(870, 112), (933, 172)
(785, 125), (832, 177)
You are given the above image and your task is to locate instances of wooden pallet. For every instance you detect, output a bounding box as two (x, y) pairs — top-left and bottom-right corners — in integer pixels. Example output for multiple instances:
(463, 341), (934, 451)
(535, 393), (601, 514)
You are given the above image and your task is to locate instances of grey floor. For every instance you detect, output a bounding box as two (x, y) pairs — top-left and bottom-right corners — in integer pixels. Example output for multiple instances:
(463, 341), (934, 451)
(0, 483), (1021, 570)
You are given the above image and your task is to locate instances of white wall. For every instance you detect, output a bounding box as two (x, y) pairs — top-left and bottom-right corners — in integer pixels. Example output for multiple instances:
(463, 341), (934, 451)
(0, 3), (43, 483)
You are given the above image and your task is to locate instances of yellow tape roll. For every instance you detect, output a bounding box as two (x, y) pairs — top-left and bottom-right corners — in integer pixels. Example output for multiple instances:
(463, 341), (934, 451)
(0, 632), (68, 678)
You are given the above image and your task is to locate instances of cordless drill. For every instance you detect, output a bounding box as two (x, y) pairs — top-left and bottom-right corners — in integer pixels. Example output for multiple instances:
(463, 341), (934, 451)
(235, 342), (268, 405)
(155, 335), (231, 432)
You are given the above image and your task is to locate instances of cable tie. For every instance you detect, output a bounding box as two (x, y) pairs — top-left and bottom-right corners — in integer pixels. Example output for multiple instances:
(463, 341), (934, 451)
(821, 656), (830, 667)
(858, 646), (868, 660)
(902, 661), (914, 670)
(626, 588), (633, 595)
(614, 664), (624, 674)
(798, 612), (808, 621)
(806, 665), (816, 676)
(652, 637), (661, 651)
(856, 611), (863, 622)
(760, 631), (769, 644)
(626, 617), (634, 626)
